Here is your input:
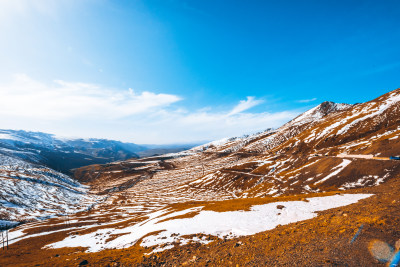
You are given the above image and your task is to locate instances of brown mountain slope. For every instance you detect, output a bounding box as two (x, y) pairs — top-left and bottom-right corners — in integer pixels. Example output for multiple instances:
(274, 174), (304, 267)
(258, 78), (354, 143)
(181, 88), (400, 198)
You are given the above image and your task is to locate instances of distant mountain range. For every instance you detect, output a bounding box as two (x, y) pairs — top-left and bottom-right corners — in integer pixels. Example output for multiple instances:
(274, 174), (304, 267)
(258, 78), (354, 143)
(0, 129), (197, 174)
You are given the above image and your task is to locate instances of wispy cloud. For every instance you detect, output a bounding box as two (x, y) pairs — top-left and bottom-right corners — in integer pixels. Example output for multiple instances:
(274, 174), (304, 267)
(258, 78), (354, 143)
(228, 96), (264, 116)
(0, 74), (181, 120)
(0, 75), (300, 143)
(297, 97), (317, 103)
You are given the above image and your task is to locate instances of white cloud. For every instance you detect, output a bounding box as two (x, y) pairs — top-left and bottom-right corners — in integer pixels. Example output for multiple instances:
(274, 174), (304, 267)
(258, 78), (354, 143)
(297, 97), (317, 103)
(122, 100), (299, 143)
(228, 96), (264, 115)
(165, 110), (296, 140)
(0, 74), (181, 120)
(0, 74), (302, 144)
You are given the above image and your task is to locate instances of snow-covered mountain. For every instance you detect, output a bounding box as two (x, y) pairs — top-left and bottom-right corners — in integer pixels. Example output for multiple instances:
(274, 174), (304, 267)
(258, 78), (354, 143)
(2, 89), (400, 266)
(0, 129), (147, 174)
(168, 101), (351, 157)
(177, 89), (400, 197)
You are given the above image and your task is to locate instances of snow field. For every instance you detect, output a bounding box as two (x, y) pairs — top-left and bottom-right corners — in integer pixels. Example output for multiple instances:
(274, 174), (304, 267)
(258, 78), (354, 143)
(47, 194), (372, 253)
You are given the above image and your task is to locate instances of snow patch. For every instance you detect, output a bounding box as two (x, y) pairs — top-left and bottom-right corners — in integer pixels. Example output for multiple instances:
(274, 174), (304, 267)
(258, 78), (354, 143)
(46, 194), (372, 252)
(315, 159), (352, 185)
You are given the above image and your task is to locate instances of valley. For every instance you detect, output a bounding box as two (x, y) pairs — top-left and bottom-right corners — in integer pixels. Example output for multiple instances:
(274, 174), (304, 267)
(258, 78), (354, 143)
(1, 89), (400, 266)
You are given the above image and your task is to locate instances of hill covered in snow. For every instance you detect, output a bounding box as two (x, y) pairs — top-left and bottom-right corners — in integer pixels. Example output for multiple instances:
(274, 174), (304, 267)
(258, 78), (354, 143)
(0, 153), (101, 228)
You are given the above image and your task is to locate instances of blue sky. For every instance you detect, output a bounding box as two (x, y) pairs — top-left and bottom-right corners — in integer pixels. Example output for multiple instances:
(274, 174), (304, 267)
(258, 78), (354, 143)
(0, 0), (399, 144)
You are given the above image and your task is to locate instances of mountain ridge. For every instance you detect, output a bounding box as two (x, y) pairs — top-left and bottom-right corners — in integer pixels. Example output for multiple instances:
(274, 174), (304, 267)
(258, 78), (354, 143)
(0, 129), (198, 174)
